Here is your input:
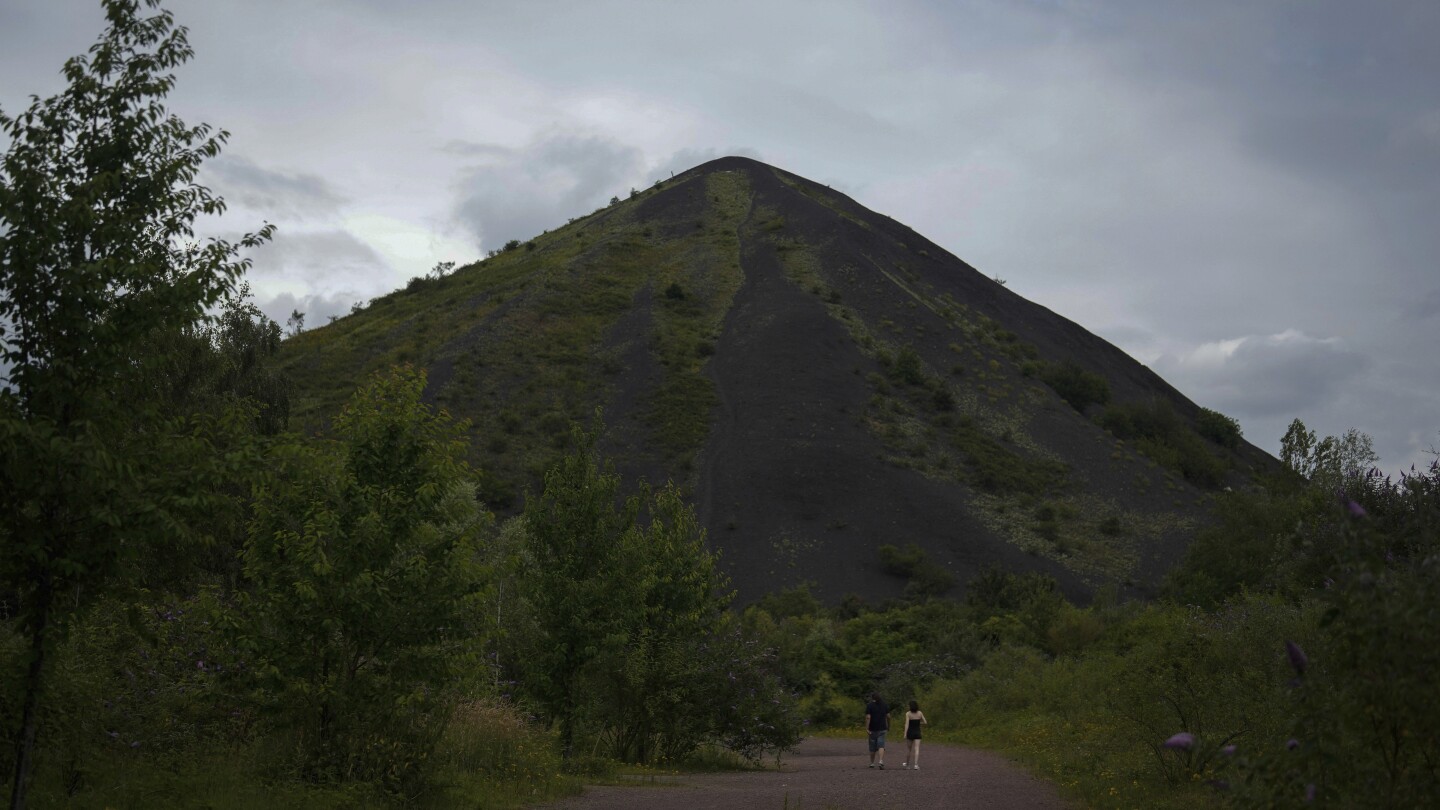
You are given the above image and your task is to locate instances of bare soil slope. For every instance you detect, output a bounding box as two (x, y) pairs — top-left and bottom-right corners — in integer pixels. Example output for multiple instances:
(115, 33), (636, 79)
(278, 156), (1280, 605)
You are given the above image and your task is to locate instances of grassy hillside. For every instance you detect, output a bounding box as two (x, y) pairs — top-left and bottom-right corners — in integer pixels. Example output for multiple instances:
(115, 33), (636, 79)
(278, 156), (1278, 604)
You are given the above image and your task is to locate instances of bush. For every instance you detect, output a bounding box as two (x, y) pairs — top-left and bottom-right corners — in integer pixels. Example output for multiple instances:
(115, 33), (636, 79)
(1045, 603), (1105, 656)
(876, 543), (955, 597)
(1197, 407), (1243, 448)
(797, 673), (852, 728)
(428, 701), (585, 807)
(931, 386), (956, 411)
(877, 542), (926, 577)
(1101, 401), (1227, 488)
(1229, 465), (1440, 807)
(1040, 361), (1111, 412)
(891, 345), (927, 386)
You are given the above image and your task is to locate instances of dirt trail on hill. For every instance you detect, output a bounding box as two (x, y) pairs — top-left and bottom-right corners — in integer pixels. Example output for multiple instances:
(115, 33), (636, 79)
(536, 736), (1073, 810)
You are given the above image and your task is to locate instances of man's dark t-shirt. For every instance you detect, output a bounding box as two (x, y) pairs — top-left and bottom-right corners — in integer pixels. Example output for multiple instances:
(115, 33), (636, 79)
(865, 699), (889, 732)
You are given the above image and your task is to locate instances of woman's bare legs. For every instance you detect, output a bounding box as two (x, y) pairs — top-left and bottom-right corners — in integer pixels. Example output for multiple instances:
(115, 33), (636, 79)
(908, 738), (921, 768)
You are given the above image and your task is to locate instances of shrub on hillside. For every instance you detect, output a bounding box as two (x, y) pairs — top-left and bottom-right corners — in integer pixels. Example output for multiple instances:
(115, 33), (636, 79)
(964, 569), (1065, 649)
(1100, 401), (1227, 488)
(877, 543), (955, 597)
(1166, 486), (1328, 605)
(1040, 361), (1110, 413)
(1196, 407), (1243, 448)
(891, 345), (927, 386)
(951, 422), (1069, 496)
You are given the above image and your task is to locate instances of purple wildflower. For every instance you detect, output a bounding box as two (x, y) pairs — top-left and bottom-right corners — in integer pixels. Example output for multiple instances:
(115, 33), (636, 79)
(1305, 783), (1316, 802)
(1285, 641), (1308, 676)
(1221, 745), (1237, 756)
(1347, 500), (1367, 518)
(1287, 738), (1300, 751)
(1163, 732), (1195, 751)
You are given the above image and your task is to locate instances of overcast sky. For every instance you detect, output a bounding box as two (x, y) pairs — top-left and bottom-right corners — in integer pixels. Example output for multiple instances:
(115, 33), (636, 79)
(3, 0), (1437, 474)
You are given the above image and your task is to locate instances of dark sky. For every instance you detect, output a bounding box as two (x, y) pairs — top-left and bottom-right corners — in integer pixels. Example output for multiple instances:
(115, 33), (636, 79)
(3, 0), (1437, 472)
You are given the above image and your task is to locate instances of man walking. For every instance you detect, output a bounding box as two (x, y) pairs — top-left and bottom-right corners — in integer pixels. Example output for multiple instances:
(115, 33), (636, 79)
(864, 692), (889, 769)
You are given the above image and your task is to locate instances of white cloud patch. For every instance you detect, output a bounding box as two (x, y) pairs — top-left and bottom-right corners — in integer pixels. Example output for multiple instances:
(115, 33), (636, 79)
(1154, 330), (1367, 418)
(204, 155), (346, 222)
(450, 133), (646, 251)
(244, 229), (393, 306)
(260, 290), (362, 333)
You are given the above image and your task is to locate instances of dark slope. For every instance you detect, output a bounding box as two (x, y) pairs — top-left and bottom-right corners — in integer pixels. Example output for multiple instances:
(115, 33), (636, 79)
(277, 156), (1278, 605)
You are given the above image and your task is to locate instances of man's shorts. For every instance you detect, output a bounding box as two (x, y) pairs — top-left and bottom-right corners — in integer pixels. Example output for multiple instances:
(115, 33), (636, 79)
(868, 730), (887, 752)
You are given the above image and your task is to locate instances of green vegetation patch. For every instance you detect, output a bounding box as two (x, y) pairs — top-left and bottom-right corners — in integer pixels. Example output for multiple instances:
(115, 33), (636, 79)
(638, 171), (752, 466)
(876, 542), (956, 597)
(1037, 360), (1111, 413)
(1099, 401), (1227, 489)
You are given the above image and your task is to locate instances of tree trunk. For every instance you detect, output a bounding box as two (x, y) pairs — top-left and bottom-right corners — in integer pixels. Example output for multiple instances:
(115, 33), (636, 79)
(560, 712), (574, 760)
(9, 569), (53, 810)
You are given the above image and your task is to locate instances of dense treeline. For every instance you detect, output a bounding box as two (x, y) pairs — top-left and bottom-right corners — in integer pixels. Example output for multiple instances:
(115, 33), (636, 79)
(0, 4), (798, 807)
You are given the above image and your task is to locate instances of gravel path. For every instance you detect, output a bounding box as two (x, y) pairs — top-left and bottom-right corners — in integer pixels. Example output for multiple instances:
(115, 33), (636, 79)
(536, 736), (1074, 810)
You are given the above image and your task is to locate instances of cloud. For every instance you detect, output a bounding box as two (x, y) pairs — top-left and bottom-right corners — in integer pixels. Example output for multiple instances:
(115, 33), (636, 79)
(1405, 289), (1440, 321)
(450, 133), (646, 251)
(244, 229), (393, 302)
(440, 141), (514, 159)
(204, 155), (346, 222)
(260, 290), (358, 332)
(1154, 330), (1367, 418)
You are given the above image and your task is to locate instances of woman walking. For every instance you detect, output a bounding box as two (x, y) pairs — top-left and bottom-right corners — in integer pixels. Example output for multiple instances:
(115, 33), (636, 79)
(902, 701), (927, 769)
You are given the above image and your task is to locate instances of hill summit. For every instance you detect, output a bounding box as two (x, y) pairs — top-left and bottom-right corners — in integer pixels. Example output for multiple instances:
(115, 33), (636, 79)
(279, 156), (1276, 604)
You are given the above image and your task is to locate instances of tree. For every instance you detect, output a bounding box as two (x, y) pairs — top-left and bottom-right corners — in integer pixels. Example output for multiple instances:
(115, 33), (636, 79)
(597, 484), (733, 762)
(235, 367), (489, 787)
(1315, 428), (1379, 485)
(285, 308), (305, 337)
(520, 421), (775, 763)
(1281, 418), (1318, 478)
(0, 2), (271, 804)
(135, 282), (290, 436)
(520, 422), (643, 757)
(1281, 418), (1379, 488)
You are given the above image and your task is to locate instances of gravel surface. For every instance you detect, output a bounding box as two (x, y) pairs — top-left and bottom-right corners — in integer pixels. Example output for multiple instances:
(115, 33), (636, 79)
(535, 736), (1074, 810)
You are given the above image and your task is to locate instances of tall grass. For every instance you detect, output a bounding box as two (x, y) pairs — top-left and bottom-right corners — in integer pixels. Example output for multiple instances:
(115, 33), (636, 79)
(425, 701), (585, 809)
(8, 700), (583, 809)
(918, 596), (1311, 809)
